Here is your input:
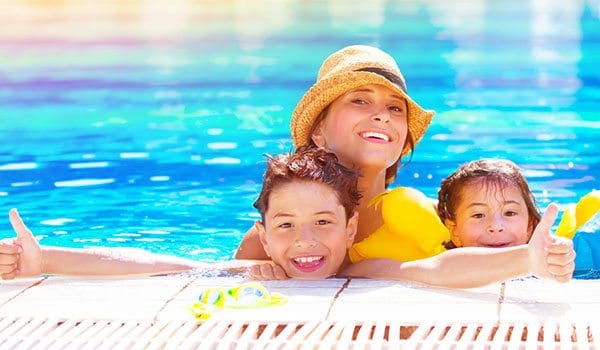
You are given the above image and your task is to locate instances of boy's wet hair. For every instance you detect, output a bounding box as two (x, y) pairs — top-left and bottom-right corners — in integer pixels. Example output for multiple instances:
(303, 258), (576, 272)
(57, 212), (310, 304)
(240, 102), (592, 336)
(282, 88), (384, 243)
(253, 147), (362, 222)
(438, 159), (541, 236)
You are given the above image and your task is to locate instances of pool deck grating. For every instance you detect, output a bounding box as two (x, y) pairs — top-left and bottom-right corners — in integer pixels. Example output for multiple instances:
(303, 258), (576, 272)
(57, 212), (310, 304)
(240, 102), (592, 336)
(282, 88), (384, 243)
(1, 275), (599, 348)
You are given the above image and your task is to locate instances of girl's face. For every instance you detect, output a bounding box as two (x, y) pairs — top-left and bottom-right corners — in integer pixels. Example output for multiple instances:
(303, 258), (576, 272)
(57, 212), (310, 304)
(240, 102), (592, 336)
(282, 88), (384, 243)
(447, 182), (533, 248)
(257, 181), (358, 279)
(311, 84), (408, 173)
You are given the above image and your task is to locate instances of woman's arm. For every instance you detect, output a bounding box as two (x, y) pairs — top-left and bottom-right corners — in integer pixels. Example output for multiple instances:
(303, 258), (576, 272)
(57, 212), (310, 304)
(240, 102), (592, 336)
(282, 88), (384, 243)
(234, 224), (270, 260)
(342, 204), (575, 288)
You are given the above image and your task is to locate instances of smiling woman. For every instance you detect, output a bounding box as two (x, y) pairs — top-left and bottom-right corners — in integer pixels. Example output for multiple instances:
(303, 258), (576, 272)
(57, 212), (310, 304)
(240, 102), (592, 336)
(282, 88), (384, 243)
(236, 45), (435, 260)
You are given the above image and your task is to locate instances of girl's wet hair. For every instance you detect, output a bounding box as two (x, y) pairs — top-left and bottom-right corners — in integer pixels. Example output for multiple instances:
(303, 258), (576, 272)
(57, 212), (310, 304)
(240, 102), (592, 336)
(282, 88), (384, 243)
(253, 147), (362, 222)
(437, 159), (542, 235)
(305, 67), (414, 188)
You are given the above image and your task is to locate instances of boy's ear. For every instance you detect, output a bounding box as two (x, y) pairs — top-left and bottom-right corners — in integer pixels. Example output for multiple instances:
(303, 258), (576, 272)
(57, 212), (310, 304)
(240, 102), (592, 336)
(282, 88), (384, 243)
(310, 123), (327, 148)
(345, 211), (359, 248)
(445, 218), (462, 247)
(255, 221), (271, 257)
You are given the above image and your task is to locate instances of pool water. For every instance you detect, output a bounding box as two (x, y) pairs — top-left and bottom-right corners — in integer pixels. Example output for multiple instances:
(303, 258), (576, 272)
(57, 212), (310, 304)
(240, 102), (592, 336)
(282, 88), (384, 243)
(0, 1), (598, 276)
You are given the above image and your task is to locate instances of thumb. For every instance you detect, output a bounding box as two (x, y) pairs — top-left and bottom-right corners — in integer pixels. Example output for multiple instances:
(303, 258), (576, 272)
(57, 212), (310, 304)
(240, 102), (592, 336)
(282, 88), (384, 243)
(9, 208), (36, 243)
(533, 203), (559, 242)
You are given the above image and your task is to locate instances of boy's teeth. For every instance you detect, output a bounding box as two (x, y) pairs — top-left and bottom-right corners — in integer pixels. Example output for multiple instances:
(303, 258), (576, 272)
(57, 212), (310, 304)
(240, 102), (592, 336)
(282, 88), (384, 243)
(361, 131), (389, 141)
(294, 256), (322, 263)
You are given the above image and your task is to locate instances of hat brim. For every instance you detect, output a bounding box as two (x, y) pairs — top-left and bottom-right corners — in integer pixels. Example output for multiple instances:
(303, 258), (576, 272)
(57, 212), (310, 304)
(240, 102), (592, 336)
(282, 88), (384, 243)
(291, 71), (435, 156)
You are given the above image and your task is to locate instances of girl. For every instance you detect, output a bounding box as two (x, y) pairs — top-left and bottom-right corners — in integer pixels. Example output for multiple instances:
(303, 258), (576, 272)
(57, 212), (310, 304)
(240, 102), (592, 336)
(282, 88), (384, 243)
(439, 158), (541, 249)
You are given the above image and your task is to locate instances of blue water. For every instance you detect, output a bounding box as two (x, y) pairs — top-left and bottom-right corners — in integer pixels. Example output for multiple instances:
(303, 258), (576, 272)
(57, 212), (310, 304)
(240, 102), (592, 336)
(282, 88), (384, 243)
(0, 1), (598, 276)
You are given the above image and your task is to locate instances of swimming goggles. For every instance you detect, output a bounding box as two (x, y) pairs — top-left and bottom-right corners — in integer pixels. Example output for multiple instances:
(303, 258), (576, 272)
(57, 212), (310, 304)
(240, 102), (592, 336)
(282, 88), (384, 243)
(191, 282), (287, 320)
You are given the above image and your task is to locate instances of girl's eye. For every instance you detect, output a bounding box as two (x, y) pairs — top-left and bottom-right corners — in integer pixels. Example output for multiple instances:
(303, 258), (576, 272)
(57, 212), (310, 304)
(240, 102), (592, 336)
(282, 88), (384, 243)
(505, 211), (518, 217)
(316, 219), (330, 225)
(471, 213), (484, 219)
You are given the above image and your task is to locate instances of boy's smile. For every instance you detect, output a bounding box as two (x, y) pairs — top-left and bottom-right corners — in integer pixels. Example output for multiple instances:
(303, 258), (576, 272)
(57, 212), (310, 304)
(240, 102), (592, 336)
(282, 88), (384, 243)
(257, 180), (357, 279)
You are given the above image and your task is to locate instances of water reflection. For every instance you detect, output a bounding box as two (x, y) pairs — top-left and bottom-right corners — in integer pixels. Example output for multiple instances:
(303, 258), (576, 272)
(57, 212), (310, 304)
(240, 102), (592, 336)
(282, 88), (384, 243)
(0, 0), (597, 263)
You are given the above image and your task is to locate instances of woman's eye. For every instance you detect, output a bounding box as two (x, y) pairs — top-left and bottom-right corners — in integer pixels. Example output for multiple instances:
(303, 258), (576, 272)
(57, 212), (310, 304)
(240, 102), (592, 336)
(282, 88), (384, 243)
(388, 105), (403, 113)
(352, 98), (367, 105)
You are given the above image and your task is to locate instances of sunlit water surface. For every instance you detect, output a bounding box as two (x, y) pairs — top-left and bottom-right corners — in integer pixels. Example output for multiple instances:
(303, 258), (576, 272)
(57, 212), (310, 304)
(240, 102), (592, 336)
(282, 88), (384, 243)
(0, 0), (598, 277)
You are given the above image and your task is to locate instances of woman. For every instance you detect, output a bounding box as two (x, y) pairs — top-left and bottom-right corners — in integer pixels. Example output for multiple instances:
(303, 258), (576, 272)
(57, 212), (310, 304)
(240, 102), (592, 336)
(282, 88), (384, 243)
(236, 45), (435, 259)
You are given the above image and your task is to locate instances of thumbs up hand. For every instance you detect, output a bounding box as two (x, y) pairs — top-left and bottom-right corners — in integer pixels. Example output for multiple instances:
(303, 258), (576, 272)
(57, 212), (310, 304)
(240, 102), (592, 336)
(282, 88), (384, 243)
(0, 209), (43, 279)
(528, 203), (576, 282)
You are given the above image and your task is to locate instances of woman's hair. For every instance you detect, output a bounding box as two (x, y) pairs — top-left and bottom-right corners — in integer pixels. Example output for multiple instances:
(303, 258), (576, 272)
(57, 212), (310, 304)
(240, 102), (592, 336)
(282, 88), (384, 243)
(305, 67), (414, 188)
(253, 147), (362, 222)
(437, 159), (542, 235)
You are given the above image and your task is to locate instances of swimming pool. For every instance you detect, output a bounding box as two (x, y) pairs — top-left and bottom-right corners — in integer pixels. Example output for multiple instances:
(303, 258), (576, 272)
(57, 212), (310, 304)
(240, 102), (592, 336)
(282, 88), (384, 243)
(0, 1), (598, 275)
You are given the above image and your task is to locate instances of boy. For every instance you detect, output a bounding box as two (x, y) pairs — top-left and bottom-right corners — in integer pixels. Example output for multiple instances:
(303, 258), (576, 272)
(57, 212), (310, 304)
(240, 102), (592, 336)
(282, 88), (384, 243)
(0, 147), (360, 280)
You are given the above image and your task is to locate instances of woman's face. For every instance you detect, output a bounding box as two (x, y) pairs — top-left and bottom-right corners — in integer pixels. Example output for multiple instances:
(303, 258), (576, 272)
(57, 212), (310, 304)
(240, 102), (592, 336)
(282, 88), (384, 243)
(311, 84), (408, 174)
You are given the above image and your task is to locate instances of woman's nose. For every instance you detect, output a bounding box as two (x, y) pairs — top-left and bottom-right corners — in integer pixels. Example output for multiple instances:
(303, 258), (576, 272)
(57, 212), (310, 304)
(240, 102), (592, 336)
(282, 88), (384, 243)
(371, 106), (391, 123)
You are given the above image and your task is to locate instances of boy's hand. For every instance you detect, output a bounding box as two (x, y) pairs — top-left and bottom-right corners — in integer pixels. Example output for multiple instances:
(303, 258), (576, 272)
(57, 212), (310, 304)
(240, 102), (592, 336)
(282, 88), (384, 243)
(1, 209), (44, 279)
(528, 203), (575, 282)
(247, 262), (288, 280)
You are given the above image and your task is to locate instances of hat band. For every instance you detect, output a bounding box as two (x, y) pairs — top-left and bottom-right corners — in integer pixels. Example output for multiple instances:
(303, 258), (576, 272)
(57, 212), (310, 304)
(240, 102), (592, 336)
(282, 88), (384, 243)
(355, 67), (407, 93)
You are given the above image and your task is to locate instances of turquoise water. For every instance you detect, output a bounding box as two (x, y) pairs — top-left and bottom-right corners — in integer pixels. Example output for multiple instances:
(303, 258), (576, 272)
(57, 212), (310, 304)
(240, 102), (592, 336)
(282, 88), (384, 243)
(0, 1), (598, 275)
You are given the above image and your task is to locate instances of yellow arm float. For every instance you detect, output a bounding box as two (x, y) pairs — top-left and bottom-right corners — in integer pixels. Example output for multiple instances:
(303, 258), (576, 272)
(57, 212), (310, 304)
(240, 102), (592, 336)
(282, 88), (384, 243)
(555, 190), (600, 239)
(348, 187), (450, 263)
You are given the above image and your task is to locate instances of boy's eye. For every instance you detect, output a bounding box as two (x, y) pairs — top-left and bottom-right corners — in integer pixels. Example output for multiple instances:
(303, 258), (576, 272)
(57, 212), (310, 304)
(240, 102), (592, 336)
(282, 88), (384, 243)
(471, 213), (484, 219)
(278, 222), (292, 229)
(316, 219), (330, 225)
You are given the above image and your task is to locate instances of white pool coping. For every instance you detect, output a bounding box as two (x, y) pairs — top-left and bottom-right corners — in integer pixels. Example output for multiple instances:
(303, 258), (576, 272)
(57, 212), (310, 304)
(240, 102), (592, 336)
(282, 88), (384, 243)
(1, 275), (599, 347)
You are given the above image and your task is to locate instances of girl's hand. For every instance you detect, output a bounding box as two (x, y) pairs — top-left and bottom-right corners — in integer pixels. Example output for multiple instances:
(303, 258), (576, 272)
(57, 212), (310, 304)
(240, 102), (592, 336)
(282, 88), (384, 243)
(0, 238), (21, 280)
(528, 203), (576, 282)
(3, 209), (44, 279)
(247, 262), (288, 280)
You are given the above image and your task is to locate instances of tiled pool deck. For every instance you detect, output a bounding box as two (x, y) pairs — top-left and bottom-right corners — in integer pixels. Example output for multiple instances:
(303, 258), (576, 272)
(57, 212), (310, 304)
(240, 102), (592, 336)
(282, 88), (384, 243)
(1, 275), (599, 348)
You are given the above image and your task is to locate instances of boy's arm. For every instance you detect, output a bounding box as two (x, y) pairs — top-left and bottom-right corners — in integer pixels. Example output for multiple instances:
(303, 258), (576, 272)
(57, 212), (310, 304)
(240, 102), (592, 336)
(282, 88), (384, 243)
(3, 209), (202, 279)
(40, 246), (203, 277)
(342, 204), (575, 288)
(234, 224), (270, 260)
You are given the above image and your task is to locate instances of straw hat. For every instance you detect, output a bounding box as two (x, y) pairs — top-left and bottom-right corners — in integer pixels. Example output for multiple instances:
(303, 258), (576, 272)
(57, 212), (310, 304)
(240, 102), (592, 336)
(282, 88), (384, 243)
(290, 45), (435, 156)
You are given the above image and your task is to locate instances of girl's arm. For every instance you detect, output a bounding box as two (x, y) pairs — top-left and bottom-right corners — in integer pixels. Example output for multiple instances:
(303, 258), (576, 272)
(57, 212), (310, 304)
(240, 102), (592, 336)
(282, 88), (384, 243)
(2, 209), (202, 279)
(342, 204), (575, 288)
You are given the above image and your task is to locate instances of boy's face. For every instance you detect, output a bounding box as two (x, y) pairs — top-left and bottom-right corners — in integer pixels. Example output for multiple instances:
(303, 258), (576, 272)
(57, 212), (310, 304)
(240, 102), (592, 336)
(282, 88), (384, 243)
(257, 180), (357, 279)
(446, 182), (533, 248)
